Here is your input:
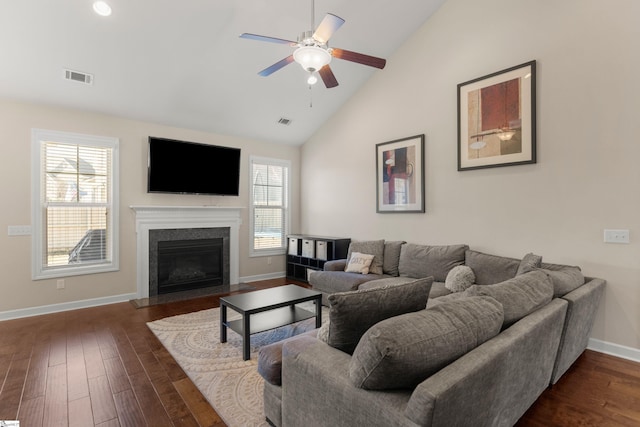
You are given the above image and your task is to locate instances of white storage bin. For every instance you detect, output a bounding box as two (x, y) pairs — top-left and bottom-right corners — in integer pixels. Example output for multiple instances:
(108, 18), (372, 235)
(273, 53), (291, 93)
(302, 239), (315, 258)
(316, 241), (328, 260)
(288, 237), (300, 256)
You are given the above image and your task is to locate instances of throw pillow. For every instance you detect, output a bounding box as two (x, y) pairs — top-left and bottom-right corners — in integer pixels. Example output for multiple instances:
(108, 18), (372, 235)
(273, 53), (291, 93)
(463, 270), (553, 327)
(344, 252), (375, 274)
(349, 296), (504, 390)
(398, 243), (468, 282)
(445, 265), (475, 292)
(382, 240), (405, 276)
(317, 277), (434, 354)
(539, 264), (585, 297)
(464, 250), (521, 285)
(347, 240), (385, 275)
(516, 252), (543, 275)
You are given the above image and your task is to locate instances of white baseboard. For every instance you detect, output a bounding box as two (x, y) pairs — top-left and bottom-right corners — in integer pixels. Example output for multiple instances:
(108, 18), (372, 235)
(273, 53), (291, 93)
(240, 271), (286, 283)
(588, 338), (640, 363)
(0, 293), (137, 322)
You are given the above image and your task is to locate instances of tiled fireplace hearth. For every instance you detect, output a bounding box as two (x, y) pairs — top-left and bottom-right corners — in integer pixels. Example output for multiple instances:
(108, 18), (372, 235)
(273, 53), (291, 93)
(131, 206), (242, 298)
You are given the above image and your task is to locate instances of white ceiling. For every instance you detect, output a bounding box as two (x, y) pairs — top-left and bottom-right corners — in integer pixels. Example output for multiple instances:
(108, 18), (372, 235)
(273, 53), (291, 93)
(0, 0), (445, 145)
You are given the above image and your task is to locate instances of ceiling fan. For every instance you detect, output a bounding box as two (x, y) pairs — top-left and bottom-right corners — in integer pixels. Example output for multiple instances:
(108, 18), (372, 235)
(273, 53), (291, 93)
(240, 0), (386, 88)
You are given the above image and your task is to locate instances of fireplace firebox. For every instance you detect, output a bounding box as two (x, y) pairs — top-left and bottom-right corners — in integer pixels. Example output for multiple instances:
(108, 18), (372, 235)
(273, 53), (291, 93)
(156, 238), (223, 294)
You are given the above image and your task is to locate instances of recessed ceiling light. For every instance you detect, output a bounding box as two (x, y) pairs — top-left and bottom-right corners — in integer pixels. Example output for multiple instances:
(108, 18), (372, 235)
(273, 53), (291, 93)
(93, 1), (112, 17)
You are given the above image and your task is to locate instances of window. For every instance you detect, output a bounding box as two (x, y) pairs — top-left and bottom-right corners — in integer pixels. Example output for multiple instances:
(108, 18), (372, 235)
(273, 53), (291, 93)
(31, 129), (119, 279)
(250, 156), (290, 257)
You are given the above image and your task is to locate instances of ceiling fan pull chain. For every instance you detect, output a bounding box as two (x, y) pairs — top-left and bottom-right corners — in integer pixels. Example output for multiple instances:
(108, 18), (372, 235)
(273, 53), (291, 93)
(309, 84), (313, 108)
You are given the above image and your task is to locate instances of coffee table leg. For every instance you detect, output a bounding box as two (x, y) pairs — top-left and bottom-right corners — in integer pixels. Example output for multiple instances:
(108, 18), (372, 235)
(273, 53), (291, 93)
(242, 314), (250, 361)
(315, 297), (322, 328)
(220, 304), (227, 343)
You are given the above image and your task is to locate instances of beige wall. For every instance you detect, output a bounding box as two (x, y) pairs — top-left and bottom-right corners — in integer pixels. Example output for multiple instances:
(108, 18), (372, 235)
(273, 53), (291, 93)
(0, 99), (300, 313)
(301, 0), (640, 351)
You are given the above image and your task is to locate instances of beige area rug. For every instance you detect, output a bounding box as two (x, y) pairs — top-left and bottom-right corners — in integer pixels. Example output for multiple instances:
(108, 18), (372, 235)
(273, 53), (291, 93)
(147, 304), (328, 427)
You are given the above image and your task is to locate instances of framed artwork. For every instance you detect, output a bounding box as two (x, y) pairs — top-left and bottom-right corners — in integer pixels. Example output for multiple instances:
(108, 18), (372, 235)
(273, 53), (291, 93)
(376, 134), (425, 213)
(457, 60), (536, 171)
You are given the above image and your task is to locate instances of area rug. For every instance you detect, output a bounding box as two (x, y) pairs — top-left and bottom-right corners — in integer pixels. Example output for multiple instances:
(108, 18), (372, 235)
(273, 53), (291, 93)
(147, 304), (328, 427)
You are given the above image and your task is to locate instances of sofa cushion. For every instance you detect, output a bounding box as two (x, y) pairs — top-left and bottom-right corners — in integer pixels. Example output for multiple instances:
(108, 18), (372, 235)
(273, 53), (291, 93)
(344, 252), (375, 274)
(309, 270), (382, 294)
(257, 329), (318, 385)
(349, 296), (504, 390)
(357, 276), (416, 291)
(516, 252), (543, 275)
(463, 270), (553, 327)
(398, 243), (468, 282)
(445, 265), (475, 292)
(347, 240), (385, 275)
(540, 263), (585, 297)
(383, 240), (405, 276)
(317, 277), (434, 354)
(464, 250), (520, 285)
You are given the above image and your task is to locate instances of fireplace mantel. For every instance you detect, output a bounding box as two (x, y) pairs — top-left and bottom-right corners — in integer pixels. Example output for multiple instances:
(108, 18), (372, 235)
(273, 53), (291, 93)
(130, 206), (243, 298)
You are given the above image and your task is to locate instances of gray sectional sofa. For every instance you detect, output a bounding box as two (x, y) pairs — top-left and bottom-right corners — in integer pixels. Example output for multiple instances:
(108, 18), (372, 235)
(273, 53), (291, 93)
(258, 240), (605, 427)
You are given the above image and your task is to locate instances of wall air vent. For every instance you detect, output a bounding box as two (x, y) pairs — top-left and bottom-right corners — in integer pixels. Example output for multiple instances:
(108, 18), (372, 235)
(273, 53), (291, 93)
(278, 117), (292, 126)
(64, 69), (94, 85)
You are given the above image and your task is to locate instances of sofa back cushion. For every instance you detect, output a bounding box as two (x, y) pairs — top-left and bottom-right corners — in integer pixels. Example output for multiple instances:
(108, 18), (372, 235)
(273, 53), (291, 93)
(349, 296), (504, 390)
(399, 244), (468, 282)
(317, 277), (434, 354)
(540, 263), (585, 297)
(464, 250), (520, 285)
(464, 270), (553, 327)
(347, 240), (385, 275)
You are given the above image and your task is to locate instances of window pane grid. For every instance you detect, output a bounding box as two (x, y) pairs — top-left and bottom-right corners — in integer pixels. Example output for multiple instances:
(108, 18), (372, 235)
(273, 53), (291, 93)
(251, 159), (289, 253)
(42, 140), (112, 269)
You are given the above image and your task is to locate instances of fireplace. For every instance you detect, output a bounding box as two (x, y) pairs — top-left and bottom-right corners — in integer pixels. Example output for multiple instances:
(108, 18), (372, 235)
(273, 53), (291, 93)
(131, 206), (242, 299)
(157, 238), (223, 294)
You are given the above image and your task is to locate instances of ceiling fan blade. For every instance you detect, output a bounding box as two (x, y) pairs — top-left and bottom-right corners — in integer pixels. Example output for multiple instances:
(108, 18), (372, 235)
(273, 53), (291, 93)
(240, 33), (297, 46)
(331, 48), (387, 69)
(319, 65), (339, 88)
(258, 55), (295, 77)
(313, 13), (345, 44)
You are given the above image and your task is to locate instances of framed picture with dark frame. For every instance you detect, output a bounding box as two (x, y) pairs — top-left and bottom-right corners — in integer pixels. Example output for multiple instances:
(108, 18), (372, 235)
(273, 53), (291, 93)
(457, 60), (536, 171)
(376, 134), (425, 213)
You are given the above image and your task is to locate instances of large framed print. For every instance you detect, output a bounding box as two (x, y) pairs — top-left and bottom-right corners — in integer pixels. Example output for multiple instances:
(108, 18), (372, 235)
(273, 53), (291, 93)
(376, 134), (425, 213)
(458, 60), (536, 171)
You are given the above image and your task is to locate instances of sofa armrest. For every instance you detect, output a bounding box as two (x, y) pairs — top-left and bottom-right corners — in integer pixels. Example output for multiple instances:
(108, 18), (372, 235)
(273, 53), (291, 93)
(405, 298), (568, 427)
(281, 339), (413, 427)
(324, 259), (347, 271)
(551, 277), (606, 384)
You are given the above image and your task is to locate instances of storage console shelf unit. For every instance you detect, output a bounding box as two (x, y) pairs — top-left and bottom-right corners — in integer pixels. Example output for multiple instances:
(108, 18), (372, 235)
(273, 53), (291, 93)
(287, 235), (350, 283)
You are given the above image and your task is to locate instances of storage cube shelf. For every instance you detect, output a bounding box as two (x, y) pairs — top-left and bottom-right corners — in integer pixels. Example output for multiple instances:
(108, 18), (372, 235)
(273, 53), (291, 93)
(286, 235), (350, 283)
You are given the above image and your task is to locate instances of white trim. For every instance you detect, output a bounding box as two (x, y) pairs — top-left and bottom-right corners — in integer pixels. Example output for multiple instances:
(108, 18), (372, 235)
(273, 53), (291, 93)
(31, 128), (120, 280)
(0, 293), (136, 322)
(588, 338), (640, 363)
(130, 206), (243, 299)
(240, 271), (286, 283)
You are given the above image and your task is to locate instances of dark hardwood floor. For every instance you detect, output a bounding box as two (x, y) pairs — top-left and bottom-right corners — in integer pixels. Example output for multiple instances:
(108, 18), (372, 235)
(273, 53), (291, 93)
(0, 278), (639, 426)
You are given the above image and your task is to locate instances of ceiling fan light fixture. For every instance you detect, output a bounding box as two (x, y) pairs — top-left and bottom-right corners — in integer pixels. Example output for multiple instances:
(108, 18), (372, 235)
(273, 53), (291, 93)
(307, 72), (318, 85)
(293, 46), (331, 72)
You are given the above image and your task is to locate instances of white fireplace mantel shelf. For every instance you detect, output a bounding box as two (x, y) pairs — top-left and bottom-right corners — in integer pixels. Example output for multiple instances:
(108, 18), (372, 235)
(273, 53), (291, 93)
(130, 205), (243, 298)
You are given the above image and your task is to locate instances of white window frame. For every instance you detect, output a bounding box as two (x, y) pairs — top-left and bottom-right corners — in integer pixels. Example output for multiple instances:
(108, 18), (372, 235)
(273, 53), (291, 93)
(249, 156), (290, 257)
(31, 129), (120, 280)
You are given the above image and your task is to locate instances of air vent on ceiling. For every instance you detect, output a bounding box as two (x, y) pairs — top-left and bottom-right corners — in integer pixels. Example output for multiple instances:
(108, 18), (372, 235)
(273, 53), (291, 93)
(278, 117), (292, 126)
(64, 69), (94, 85)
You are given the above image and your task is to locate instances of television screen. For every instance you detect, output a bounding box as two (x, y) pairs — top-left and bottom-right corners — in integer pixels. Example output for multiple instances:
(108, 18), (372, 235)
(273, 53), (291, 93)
(148, 137), (241, 196)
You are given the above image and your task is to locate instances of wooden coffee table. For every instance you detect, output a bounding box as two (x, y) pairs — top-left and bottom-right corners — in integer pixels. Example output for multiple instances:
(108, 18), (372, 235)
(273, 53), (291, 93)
(219, 284), (322, 360)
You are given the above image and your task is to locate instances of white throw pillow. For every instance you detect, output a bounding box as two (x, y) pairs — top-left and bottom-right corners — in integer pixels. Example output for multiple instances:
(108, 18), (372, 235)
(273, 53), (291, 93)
(344, 252), (375, 274)
(445, 265), (476, 292)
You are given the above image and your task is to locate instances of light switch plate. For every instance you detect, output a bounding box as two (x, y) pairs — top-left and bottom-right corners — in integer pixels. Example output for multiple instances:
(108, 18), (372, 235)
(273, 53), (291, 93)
(604, 229), (630, 244)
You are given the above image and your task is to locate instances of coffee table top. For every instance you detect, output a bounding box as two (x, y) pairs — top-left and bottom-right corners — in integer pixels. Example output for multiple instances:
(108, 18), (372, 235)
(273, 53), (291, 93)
(220, 284), (321, 314)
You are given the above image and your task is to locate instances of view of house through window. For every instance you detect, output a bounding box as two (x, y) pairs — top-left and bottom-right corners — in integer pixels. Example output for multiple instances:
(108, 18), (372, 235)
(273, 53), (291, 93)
(32, 129), (119, 279)
(250, 156), (289, 256)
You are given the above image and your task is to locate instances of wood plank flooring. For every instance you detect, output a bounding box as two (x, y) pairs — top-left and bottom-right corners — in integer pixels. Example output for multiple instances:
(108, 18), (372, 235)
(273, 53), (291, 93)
(1, 278), (639, 426)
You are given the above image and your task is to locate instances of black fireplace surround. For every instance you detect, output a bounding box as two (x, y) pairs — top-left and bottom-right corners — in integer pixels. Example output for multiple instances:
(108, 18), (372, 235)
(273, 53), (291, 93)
(149, 227), (230, 296)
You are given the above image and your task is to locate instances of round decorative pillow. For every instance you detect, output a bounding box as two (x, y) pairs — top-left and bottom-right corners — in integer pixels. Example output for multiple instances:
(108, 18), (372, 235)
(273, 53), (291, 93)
(445, 265), (475, 292)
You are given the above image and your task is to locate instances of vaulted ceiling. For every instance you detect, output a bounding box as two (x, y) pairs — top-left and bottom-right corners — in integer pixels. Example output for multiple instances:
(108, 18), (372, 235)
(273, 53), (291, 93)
(0, 0), (446, 145)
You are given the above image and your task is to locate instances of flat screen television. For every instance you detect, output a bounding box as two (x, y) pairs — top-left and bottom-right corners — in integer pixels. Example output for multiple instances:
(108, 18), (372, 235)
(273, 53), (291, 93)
(147, 137), (241, 196)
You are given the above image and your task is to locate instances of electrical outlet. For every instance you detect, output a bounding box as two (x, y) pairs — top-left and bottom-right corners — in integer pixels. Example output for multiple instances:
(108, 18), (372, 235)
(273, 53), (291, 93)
(604, 229), (630, 244)
(56, 279), (65, 289)
(8, 225), (32, 236)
